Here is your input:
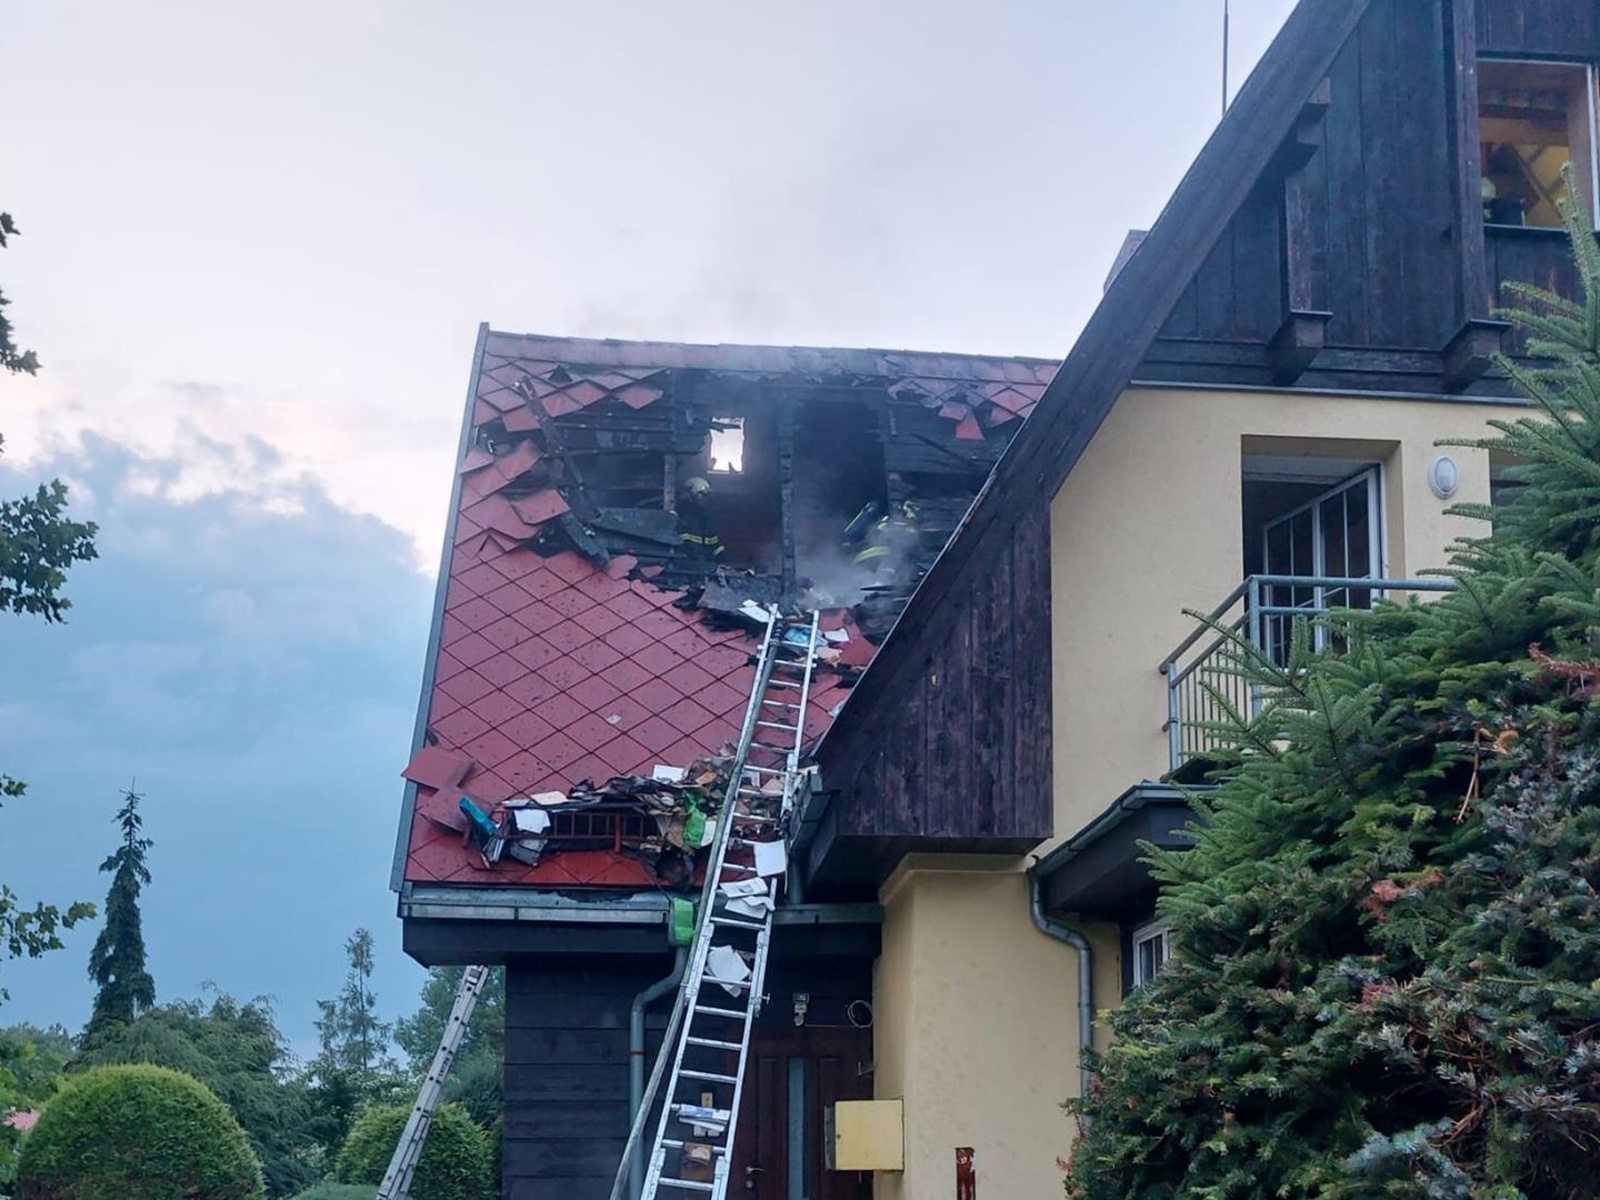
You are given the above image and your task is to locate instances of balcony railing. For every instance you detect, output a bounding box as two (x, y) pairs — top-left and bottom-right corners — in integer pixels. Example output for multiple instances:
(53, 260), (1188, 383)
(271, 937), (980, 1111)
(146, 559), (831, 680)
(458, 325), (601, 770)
(1158, 574), (1456, 773)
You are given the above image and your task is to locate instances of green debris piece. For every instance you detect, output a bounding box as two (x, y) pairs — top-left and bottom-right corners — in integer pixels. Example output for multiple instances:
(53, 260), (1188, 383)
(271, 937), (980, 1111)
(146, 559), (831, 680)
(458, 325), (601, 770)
(683, 798), (708, 849)
(670, 897), (696, 947)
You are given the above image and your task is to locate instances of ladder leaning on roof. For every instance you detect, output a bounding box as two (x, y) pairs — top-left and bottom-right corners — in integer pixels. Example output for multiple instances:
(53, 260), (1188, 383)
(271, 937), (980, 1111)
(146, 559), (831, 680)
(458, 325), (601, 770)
(375, 963), (491, 1200)
(608, 608), (822, 1200)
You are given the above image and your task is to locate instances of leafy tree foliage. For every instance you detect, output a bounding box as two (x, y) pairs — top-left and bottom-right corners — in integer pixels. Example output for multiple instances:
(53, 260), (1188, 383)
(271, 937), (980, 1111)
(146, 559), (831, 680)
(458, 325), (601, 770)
(16, 1063), (263, 1200)
(335, 1102), (492, 1200)
(1065, 179), (1600, 1199)
(0, 214), (97, 1011)
(394, 967), (503, 1128)
(0, 1026), (74, 1194)
(72, 993), (320, 1198)
(83, 787), (155, 1039)
(0, 213), (96, 625)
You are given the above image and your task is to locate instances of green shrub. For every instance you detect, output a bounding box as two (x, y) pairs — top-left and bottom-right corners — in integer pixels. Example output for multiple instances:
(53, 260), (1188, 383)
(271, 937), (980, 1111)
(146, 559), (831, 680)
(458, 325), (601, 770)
(335, 1102), (490, 1200)
(286, 1186), (377, 1200)
(16, 1063), (263, 1200)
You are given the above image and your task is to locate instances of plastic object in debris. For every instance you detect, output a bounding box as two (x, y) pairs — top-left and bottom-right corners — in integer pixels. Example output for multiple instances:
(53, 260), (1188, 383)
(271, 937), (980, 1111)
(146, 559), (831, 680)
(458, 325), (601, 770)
(458, 797), (498, 842)
(670, 897), (696, 947)
(677, 1106), (731, 1136)
(824, 629), (850, 644)
(705, 945), (753, 997)
(739, 599), (775, 624)
(511, 808), (552, 835)
(753, 840), (787, 878)
(651, 765), (687, 783)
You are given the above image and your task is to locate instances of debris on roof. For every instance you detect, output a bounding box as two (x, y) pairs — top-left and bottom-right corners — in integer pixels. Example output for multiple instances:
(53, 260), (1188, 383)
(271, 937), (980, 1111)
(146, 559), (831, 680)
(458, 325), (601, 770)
(400, 333), (1058, 888)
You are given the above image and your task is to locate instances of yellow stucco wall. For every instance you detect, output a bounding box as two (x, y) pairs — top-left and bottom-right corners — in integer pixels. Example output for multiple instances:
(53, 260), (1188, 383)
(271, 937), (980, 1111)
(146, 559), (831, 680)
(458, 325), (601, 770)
(863, 386), (1528, 1198)
(869, 860), (1119, 1200)
(1047, 385), (1527, 841)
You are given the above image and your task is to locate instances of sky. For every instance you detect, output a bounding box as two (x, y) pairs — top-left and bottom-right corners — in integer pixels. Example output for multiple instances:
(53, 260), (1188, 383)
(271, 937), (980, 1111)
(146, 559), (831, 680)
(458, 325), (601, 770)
(0, 0), (1297, 1051)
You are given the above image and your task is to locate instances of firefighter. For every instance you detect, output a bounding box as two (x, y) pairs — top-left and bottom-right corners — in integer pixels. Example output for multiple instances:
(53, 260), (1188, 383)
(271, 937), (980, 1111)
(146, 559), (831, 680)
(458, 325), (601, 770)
(851, 500), (920, 576)
(677, 476), (723, 563)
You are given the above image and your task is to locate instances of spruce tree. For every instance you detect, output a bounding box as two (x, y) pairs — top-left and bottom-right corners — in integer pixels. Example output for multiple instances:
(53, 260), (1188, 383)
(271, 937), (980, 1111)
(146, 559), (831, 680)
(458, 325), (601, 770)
(1065, 170), (1600, 1199)
(84, 786), (155, 1040)
(314, 928), (394, 1080)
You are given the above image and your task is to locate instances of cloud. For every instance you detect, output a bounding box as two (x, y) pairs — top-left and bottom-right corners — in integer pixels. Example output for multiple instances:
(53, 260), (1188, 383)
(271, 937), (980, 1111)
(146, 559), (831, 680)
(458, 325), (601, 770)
(0, 434), (434, 1050)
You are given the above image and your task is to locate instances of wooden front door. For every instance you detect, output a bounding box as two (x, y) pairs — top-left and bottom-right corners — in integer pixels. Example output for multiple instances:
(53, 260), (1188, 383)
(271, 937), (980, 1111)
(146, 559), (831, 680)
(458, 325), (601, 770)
(730, 1024), (874, 1200)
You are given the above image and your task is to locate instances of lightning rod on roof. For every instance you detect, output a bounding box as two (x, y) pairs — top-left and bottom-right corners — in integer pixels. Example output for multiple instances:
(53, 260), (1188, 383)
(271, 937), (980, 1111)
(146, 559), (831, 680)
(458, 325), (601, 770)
(1222, 0), (1231, 117)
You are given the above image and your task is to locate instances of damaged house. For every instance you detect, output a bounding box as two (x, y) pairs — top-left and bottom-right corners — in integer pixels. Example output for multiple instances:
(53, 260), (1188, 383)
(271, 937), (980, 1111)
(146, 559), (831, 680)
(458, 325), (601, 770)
(392, 332), (1054, 1195)
(395, 0), (1600, 1196)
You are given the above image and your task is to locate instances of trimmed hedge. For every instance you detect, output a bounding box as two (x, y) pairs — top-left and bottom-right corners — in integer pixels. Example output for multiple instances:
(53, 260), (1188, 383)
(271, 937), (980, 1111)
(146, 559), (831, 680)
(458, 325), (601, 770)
(287, 1186), (377, 1200)
(335, 1102), (491, 1200)
(16, 1063), (263, 1200)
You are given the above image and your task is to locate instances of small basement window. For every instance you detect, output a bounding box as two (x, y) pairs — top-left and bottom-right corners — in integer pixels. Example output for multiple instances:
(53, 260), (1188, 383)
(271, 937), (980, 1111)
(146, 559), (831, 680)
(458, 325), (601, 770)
(1132, 920), (1172, 989)
(707, 417), (745, 473)
(1479, 59), (1600, 229)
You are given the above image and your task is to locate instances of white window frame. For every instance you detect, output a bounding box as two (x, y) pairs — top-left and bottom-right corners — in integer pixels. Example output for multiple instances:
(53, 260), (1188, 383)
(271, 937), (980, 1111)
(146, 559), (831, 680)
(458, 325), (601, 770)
(1131, 919), (1172, 989)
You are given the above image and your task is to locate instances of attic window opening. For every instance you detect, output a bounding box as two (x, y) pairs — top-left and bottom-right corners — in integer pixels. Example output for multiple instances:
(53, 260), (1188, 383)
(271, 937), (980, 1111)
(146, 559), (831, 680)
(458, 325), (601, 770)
(1478, 59), (1600, 230)
(708, 417), (745, 473)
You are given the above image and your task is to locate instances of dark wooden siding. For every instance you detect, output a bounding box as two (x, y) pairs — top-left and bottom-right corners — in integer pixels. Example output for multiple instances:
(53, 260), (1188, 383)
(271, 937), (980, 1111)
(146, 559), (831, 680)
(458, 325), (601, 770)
(501, 929), (878, 1200)
(503, 957), (669, 1200)
(1146, 0), (1592, 393)
(811, 505), (1051, 878)
(1475, 0), (1600, 57)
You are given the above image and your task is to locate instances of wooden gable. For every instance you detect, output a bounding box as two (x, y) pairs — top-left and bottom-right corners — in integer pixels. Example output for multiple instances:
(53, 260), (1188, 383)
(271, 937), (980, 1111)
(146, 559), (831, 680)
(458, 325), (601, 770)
(807, 0), (1600, 890)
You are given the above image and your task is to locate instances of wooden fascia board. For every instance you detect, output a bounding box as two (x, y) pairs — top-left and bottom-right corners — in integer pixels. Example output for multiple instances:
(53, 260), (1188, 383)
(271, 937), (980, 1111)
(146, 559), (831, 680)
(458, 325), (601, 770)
(819, 0), (1373, 751)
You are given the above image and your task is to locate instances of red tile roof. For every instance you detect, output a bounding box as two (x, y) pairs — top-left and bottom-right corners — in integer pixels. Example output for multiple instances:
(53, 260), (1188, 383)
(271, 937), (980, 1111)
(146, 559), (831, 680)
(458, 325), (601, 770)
(400, 332), (1057, 888)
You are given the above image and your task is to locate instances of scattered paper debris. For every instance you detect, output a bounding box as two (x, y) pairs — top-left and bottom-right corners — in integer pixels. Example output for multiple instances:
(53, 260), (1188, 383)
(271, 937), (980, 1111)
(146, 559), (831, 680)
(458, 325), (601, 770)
(706, 946), (753, 997)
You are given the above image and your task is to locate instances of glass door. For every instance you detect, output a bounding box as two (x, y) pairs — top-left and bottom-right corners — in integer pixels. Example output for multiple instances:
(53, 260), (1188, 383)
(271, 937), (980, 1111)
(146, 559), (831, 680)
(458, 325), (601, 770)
(1260, 468), (1380, 662)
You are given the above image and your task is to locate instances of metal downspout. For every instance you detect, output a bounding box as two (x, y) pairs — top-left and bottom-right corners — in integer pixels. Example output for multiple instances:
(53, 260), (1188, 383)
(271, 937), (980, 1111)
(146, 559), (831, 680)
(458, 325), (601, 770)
(628, 949), (687, 1200)
(1028, 870), (1094, 1101)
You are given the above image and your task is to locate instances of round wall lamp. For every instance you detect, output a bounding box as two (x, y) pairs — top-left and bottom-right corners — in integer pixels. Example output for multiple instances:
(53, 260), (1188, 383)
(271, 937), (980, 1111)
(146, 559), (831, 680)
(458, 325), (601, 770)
(1428, 455), (1460, 499)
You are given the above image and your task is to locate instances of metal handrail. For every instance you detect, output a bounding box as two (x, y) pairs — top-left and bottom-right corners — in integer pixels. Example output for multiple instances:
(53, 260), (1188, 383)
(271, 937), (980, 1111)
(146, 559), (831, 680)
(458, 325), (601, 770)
(1160, 574), (1456, 772)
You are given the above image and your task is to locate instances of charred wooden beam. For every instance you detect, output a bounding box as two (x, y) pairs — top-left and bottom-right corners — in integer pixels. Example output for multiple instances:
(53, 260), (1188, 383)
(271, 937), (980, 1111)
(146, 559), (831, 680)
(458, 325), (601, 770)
(1442, 317), (1510, 391)
(1267, 310), (1333, 385)
(512, 375), (601, 523)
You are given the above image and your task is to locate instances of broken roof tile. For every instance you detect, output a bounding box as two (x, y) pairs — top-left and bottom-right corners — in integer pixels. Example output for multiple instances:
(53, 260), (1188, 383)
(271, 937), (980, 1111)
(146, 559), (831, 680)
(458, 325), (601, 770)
(401, 746), (475, 793)
(510, 491), (571, 527)
(403, 333), (1063, 887)
(458, 447), (496, 475)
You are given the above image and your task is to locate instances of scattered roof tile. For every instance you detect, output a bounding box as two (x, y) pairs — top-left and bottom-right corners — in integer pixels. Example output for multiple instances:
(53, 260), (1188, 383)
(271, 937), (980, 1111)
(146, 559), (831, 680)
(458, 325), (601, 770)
(402, 333), (1060, 887)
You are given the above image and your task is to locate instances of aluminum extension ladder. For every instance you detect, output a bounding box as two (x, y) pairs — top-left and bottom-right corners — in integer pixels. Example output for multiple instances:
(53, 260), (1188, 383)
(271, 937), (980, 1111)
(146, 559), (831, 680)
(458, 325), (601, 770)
(609, 610), (822, 1200)
(376, 963), (491, 1200)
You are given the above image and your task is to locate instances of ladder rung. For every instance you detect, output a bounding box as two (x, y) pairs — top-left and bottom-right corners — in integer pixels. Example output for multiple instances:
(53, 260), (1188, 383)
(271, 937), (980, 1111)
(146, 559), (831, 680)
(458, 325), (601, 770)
(692, 1004), (749, 1019)
(709, 914), (766, 929)
(657, 1179), (715, 1193)
(686, 1036), (744, 1051)
(767, 680), (803, 689)
(761, 699), (801, 710)
(661, 1139), (729, 1153)
(742, 765), (786, 774)
(698, 975), (753, 992)
(749, 742), (791, 752)
(681, 1068), (740, 1083)
(755, 720), (800, 731)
